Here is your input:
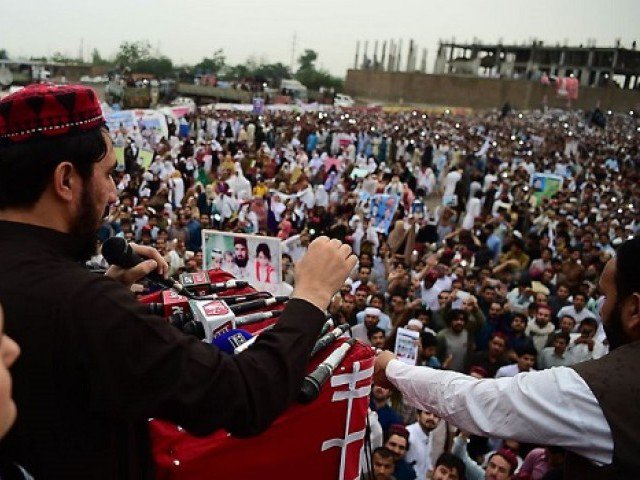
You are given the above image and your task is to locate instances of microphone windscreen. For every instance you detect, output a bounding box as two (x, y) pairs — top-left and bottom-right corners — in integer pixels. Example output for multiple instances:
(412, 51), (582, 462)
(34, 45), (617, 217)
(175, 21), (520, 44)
(212, 329), (253, 355)
(102, 237), (136, 268)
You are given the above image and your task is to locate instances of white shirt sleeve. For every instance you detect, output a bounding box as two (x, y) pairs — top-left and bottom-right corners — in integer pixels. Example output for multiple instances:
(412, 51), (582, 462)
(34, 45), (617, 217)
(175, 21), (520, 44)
(386, 360), (613, 465)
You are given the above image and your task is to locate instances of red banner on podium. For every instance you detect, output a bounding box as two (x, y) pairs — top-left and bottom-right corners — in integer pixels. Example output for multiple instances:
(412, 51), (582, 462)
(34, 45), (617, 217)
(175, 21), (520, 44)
(150, 340), (374, 480)
(143, 269), (374, 479)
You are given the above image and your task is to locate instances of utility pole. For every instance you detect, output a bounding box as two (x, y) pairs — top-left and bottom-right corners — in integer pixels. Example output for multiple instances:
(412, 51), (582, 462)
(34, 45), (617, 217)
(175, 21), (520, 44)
(290, 32), (297, 72)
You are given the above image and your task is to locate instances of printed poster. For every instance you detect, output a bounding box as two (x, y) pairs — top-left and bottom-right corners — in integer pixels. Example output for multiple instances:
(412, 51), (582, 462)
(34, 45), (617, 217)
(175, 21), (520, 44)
(202, 230), (282, 295)
(370, 194), (399, 235)
(394, 327), (419, 365)
(531, 172), (563, 203)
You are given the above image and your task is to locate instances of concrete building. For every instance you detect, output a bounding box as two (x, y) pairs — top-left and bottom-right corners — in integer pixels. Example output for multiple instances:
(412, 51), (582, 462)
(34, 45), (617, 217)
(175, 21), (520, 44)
(433, 39), (640, 89)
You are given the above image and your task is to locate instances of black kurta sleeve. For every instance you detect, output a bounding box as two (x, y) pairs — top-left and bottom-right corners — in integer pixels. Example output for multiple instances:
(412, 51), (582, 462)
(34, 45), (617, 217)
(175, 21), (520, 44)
(72, 276), (325, 437)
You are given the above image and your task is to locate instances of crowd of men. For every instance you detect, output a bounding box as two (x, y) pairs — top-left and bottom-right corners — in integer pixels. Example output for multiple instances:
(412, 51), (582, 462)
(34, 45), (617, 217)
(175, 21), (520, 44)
(101, 103), (639, 479)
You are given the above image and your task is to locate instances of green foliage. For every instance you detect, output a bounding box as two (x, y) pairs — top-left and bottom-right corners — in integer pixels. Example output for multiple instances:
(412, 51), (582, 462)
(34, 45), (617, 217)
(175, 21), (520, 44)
(134, 56), (173, 77)
(295, 67), (343, 92)
(50, 51), (79, 64)
(297, 49), (318, 71)
(294, 49), (343, 92)
(253, 62), (292, 85)
(220, 63), (250, 80)
(115, 40), (152, 69)
(91, 48), (111, 66)
(0, 49), (8, 60)
(194, 49), (226, 75)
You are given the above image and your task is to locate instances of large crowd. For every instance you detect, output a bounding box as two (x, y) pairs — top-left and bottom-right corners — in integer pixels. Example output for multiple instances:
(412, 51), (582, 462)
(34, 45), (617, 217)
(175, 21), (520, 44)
(101, 104), (639, 480)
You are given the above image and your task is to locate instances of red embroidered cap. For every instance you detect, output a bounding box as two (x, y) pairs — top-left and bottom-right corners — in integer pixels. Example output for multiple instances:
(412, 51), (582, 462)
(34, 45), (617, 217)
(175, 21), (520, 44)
(0, 83), (105, 145)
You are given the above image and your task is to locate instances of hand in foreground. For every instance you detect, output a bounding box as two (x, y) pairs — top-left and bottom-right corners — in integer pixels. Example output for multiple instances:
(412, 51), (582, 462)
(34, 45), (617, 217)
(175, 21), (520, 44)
(373, 350), (397, 390)
(292, 236), (357, 312)
(105, 243), (169, 288)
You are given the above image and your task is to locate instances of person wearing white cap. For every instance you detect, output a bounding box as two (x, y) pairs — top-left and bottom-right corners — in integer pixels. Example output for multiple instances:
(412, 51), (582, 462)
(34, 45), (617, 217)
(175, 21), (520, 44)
(350, 307), (382, 345)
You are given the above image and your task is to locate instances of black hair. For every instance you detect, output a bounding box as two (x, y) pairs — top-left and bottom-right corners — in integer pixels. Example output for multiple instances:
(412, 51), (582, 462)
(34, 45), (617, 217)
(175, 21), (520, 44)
(420, 331), (437, 348)
(446, 309), (468, 324)
(256, 242), (271, 261)
(372, 446), (394, 461)
(367, 327), (385, 340)
(434, 452), (466, 478)
(0, 128), (108, 208)
(579, 317), (598, 330)
(370, 292), (386, 305)
(516, 344), (538, 358)
(554, 332), (570, 344)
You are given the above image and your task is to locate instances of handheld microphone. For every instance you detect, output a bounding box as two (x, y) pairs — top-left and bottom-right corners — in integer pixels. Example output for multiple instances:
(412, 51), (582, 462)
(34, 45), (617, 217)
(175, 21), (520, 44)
(145, 303), (165, 315)
(229, 296), (289, 315)
(298, 339), (356, 404)
(318, 319), (335, 338)
(219, 292), (270, 305)
(212, 328), (253, 355)
(102, 237), (191, 297)
(210, 280), (249, 292)
(310, 324), (350, 358)
(235, 309), (282, 327)
(233, 324), (276, 354)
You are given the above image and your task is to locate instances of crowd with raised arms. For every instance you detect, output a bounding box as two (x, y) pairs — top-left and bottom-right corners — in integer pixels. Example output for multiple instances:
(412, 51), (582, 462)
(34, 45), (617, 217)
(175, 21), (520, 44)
(100, 104), (639, 479)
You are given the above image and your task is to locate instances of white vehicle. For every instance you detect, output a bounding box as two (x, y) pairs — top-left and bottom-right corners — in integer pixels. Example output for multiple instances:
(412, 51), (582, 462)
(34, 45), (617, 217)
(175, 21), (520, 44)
(334, 93), (355, 108)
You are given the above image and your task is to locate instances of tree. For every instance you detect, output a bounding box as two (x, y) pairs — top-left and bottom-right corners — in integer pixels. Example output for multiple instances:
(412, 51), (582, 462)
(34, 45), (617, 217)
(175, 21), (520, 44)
(91, 48), (111, 66)
(0, 49), (8, 60)
(134, 56), (173, 77)
(294, 49), (343, 92)
(194, 49), (226, 75)
(297, 49), (318, 71)
(115, 40), (152, 70)
(220, 64), (250, 80)
(295, 67), (343, 92)
(50, 51), (79, 64)
(253, 62), (292, 86)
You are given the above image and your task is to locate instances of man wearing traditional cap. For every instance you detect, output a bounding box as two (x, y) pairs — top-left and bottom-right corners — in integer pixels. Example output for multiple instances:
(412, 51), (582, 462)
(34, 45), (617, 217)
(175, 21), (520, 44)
(0, 84), (357, 478)
(351, 307), (382, 345)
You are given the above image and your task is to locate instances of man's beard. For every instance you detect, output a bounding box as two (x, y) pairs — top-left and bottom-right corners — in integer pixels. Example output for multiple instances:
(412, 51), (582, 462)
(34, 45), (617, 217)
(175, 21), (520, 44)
(604, 303), (632, 351)
(235, 256), (248, 268)
(69, 184), (101, 262)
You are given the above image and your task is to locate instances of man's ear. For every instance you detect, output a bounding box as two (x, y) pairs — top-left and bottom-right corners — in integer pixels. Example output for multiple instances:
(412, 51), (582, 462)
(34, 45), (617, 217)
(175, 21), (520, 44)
(51, 162), (78, 202)
(624, 293), (640, 339)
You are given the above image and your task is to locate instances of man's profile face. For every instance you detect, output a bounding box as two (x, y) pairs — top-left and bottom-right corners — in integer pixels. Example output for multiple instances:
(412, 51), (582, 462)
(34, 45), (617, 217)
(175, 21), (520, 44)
(384, 434), (407, 460)
(598, 259), (632, 350)
(73, 130), (118, 261)
(372, 454), (394, 480)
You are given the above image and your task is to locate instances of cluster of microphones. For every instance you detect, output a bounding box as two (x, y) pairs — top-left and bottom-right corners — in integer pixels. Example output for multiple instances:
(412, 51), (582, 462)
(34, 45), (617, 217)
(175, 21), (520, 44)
(102, 237), (360, 404)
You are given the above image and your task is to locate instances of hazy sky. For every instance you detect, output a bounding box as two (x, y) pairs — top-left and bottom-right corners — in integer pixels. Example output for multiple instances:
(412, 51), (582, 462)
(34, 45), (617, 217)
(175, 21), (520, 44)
(2, 0), (639, 76)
